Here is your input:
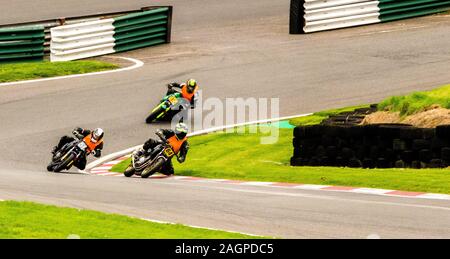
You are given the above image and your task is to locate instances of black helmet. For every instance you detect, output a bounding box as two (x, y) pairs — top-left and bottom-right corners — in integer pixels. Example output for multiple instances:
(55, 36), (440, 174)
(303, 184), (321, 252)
(186, 79), (197, 94)
(91, 128), (104, 143)
(174, 123), (188, 140)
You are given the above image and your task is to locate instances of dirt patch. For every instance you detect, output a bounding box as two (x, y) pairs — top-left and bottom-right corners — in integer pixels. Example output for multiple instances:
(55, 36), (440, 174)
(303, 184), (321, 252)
(362, 106), (450, 128)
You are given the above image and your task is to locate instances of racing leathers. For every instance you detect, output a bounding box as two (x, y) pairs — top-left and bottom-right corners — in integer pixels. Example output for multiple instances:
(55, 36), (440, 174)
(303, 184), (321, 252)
(166, 82), (199, 109)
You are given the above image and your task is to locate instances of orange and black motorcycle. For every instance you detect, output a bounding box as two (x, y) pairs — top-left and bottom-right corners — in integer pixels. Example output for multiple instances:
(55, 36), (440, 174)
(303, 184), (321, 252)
(124, 132), (177, 178)
(47, 135), (101, 173)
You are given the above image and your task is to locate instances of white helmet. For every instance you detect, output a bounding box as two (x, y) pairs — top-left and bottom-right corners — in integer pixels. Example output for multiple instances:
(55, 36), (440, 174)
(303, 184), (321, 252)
(91, 128), (104, 143)
(174, 123), (188, 140)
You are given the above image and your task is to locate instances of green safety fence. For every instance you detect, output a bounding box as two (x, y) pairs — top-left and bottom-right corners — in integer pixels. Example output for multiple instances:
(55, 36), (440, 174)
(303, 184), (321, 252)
(290, 0), (450, 34)
(379, 0), (450, 22)
(0, 26), (45, 63)
(113, 7), (172, 53)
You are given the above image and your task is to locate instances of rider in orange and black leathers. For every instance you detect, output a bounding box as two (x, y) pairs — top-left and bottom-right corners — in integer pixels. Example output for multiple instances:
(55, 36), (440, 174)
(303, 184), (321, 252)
(166, 79), (199, 109)
(139, 123), (189, 176)
(51, 127), (104, 170)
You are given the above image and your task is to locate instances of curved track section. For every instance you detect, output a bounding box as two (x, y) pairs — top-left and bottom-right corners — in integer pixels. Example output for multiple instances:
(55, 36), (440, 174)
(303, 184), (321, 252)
(0, 0), (449, 238)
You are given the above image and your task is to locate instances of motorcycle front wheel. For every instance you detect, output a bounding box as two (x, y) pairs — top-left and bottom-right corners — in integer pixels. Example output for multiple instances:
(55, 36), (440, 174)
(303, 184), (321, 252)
(141, 157), (165, 178)
(124, 165), (136, 177)
(47, 162), (55, 172)
(53, 153), (75, 173)
(145, 106), (166, 124)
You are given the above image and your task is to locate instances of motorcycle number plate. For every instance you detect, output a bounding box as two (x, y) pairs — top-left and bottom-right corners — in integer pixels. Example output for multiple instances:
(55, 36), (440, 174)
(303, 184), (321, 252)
(78, 142), (88, 150)
(164, 148), (175, 157)
(168, 96), (178, 105)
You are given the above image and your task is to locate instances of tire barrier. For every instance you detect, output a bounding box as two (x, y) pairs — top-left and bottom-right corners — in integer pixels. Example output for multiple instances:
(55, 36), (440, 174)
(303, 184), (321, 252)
(290, 0), (450, 34)
(50, 7), (172, 61)
(291, 123), (450, 168)
(0, 26), (45, 63)
(321, 105), (378, 126)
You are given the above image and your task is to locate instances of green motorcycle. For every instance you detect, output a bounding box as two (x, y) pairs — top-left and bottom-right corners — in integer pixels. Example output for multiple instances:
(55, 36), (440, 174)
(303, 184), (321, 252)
(145, 92), (184, 123)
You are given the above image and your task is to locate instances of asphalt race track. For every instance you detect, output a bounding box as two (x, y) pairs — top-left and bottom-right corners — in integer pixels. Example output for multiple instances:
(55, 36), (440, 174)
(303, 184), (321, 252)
(0, 0), (449, 238)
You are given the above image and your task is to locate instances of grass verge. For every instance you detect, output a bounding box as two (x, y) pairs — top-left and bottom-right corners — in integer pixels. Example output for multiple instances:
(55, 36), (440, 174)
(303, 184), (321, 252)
(0, 61), (118, 83)
(378, 84), (450, 116)
(0, 201), (262, 239)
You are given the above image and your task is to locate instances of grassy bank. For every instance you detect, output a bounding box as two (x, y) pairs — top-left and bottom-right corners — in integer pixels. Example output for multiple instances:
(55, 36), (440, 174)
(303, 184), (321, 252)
(0, 61), (118, 83)
(0, 201), (261, 239)
(378, 84), (450, 116)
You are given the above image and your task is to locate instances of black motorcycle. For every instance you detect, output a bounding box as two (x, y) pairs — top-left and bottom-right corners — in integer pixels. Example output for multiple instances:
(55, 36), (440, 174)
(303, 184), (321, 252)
(124, 132), (176, 178)
(47, 139), (90, 173)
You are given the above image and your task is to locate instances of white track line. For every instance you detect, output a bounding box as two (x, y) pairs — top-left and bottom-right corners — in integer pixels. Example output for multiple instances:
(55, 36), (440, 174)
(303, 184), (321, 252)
(90, 168), (111, 171)
(293, 184), (329, 190)
(351, 188), (394, 195)
(240, 181), (274, 186)
(103, 161), (122, 165)
(0, 56), (144, 87)
(416, 193), (450, 200)
(94, 172), (122, 176)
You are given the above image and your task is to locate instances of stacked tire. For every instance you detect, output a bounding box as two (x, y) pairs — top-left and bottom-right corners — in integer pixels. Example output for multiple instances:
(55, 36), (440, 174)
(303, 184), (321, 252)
(291, 124), (450, 169)
(321, 105), (378, 126)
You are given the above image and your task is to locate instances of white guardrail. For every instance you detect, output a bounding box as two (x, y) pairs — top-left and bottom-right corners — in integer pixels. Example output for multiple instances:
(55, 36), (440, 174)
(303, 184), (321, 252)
(50, 19), (116, 62)
(303, 0), (381, 33)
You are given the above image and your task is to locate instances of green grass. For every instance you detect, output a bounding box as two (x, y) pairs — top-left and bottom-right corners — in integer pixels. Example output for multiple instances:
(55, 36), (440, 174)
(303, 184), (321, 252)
(378, 84), (450, 116)
(112, 125), (450, 194)
(0, 201), (262, 239)
(289, 105), (370, 126)
(0, 61), (118, 83)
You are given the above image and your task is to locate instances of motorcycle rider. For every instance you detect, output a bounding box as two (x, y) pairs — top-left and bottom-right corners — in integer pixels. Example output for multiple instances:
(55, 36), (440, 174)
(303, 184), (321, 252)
(51, 127), (104, 170)
(166, 79), (199, 109)
(137, 123), (189, 176)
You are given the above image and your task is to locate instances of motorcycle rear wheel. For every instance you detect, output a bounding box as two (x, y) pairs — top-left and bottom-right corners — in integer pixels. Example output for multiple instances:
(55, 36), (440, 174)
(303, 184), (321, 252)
(141, 157), (165, 178)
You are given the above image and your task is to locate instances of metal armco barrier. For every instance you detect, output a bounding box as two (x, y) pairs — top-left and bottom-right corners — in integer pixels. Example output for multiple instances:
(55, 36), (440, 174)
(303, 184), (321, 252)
(290, 0), (450, 34)
(113, 7), (172, 53)
(0, 26), (45, 63)
(50, 19), (116, 62)
(50, 7), (172, 61)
